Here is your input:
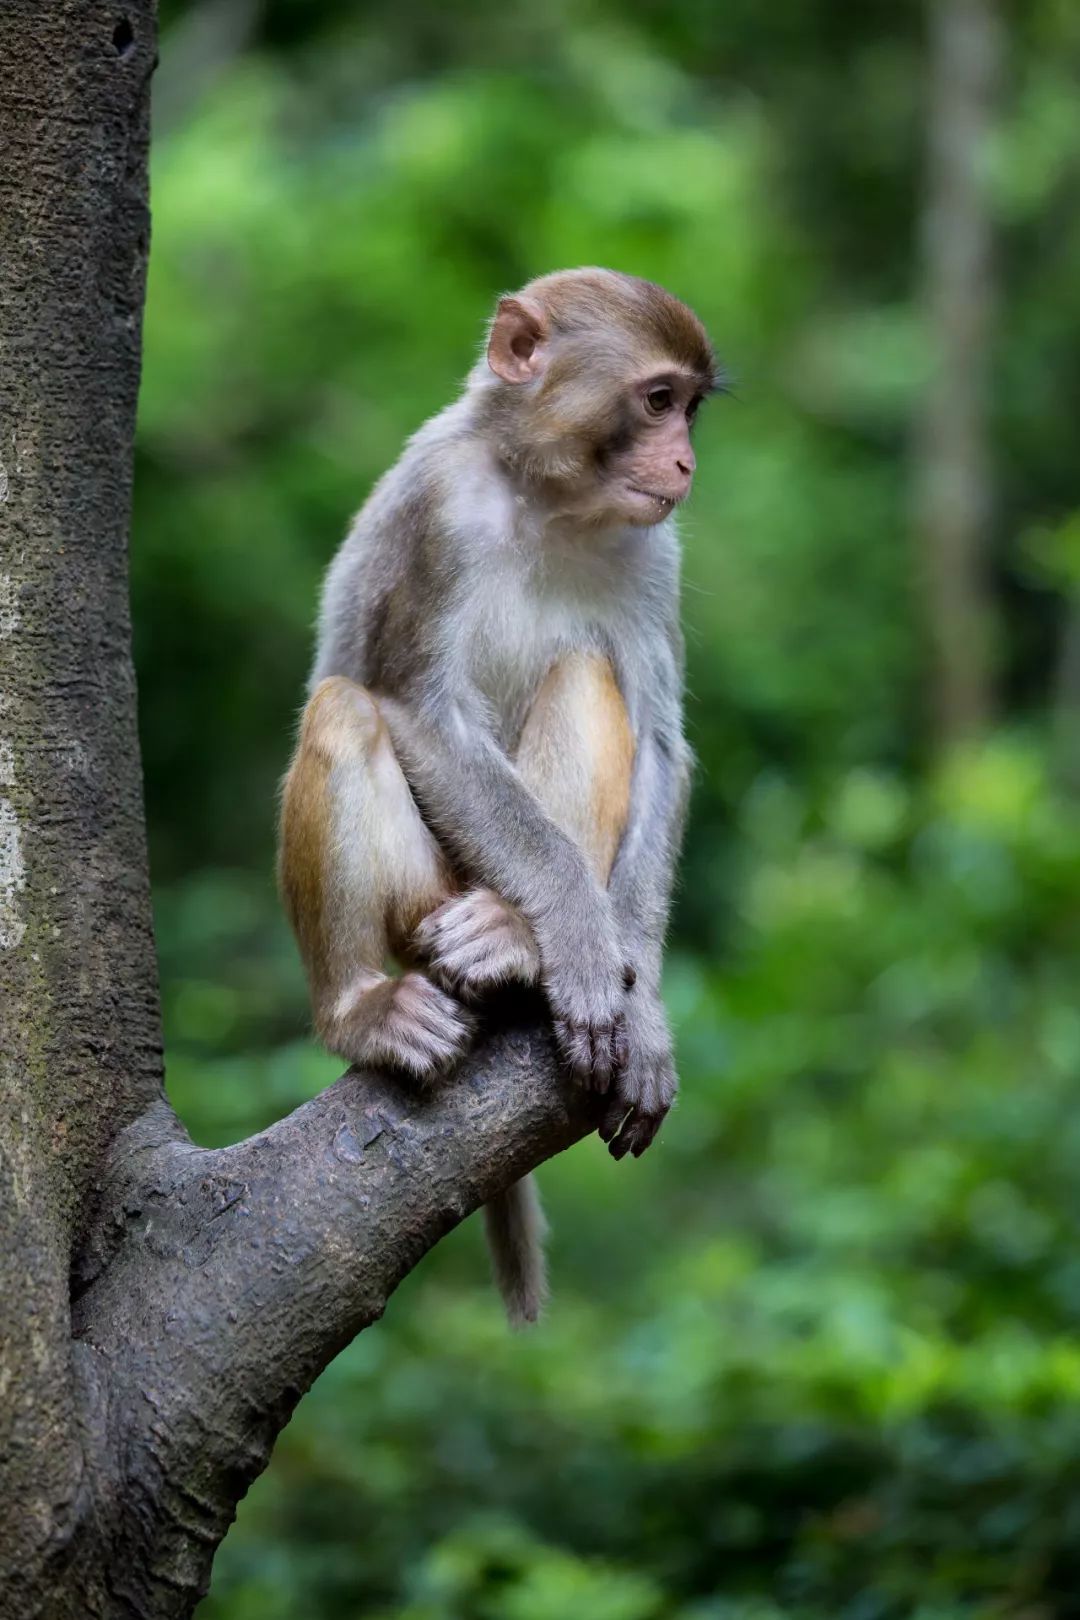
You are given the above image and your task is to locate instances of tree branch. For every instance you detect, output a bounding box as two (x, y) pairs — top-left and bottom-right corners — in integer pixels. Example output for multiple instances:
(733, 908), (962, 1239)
(64, 1005), (595, 1618)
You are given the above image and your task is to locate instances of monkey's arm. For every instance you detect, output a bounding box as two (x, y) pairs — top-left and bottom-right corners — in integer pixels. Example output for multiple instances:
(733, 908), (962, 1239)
(379, 693), (631, 1088)
(610, 728), (691, 981)
(600, 697), (692, 1158)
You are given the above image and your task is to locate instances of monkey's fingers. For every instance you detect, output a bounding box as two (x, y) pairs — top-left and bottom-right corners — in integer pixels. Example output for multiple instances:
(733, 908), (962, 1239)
(598, 1096), (630, 1145)
(601, 1101), (664, 1158)
(600, 1055), (675, 1156)
(336, 973), (475, 1082)
(426, 927), (517, 999)
(589, 1023), (615, 1093)
(384, 975), (476, 1077)
(611, 1016), (630, 1076)
(608, 1108), (667, 1159)
(586, 1010), (630, 1093)
(416, 890), (540, 998)
(553, 1016), (587, 1080)
(553, 1017), (617, 1092)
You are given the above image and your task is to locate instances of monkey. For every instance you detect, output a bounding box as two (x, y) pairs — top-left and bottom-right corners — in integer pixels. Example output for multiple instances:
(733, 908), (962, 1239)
(278, 267), (716, 1325)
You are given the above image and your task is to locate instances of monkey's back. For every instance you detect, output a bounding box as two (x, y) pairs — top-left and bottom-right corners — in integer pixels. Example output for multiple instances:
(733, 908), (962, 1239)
(309, 400), (476, 696)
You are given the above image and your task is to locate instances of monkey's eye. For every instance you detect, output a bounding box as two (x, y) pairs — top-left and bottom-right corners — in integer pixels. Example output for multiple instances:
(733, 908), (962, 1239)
(644, 385), (674, 417)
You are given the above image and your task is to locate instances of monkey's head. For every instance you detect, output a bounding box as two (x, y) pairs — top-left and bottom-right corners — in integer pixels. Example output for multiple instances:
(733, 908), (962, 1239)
(481, 268), (719, 529)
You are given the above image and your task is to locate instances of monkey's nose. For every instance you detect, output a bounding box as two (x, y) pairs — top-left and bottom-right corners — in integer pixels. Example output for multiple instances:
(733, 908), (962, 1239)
(676, 447), (696, 477)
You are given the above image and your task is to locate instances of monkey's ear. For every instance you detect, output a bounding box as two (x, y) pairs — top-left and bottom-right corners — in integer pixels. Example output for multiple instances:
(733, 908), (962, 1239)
(487, 296), (549, 385)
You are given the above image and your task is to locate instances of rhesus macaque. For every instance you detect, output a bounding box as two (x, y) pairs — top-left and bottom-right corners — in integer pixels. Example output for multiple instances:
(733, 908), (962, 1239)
(279, 268), (716, 1323)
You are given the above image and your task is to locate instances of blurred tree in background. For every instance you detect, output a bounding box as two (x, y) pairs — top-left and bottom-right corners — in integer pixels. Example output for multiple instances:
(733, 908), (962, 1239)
(140, 0), (1080, 1613)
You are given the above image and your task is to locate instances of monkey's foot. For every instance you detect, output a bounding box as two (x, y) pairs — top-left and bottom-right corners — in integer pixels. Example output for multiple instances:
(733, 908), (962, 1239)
(327, 972), (474, 1080)
(415, 889), (541, 998)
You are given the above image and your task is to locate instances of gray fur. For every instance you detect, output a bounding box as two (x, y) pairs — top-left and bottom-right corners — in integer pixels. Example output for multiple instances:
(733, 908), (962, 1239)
(313, 377), (686, 1094)
(483, 1173), (549, 1326)
(308, 301), (696, 1313)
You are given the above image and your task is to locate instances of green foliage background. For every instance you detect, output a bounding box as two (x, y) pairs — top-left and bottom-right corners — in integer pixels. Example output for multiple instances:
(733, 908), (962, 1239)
(140, 2), (1080, 1614)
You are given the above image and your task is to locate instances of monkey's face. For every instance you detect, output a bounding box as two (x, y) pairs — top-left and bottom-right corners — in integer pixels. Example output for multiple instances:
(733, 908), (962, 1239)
(524, 358), (709, 530)
(595, 372), (704, 528)
(485, 270), (718, 530)
(492, 348), (712, 531)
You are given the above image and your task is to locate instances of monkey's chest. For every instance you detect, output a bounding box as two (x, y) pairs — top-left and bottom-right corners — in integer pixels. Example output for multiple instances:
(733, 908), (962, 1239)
(467, 595), (605, 752)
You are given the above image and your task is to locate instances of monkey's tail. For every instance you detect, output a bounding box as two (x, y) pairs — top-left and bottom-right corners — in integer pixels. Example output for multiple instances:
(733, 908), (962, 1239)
(483, 1174), (548, 1328)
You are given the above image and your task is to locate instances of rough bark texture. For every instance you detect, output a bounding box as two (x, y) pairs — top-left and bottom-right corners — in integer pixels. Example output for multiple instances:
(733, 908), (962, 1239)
(913, 0), (1001, 747)
(0, 6), (595, 1616)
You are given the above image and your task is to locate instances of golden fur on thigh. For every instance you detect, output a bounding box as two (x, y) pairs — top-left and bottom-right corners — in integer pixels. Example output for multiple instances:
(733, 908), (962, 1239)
(278, 677), (452, 1008)
(515, 653), (634, 882)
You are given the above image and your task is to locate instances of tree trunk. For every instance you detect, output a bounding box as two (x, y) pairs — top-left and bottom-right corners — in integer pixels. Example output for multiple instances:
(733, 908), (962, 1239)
(913, 0), (1002, 747)
(0, 7), (595, 1616)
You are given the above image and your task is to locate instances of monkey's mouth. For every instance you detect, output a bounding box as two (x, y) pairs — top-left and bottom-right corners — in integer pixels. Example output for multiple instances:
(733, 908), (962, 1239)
(626, 485), (682, 510)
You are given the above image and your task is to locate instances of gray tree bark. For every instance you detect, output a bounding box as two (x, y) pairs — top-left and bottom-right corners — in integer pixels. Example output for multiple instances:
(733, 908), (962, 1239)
(913, 0), (1002, 746)
(0, 6), (594, 1616)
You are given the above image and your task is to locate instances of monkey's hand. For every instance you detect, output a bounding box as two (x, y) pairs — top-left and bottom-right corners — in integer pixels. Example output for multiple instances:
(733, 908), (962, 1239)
(598, 988), (677, 1158)
(537, 904), (633, 1094)
(415, 888), (541, 998)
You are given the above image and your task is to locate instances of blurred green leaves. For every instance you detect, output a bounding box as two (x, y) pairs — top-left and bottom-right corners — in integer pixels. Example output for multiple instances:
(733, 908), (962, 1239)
(136, 3), (1080, 1616)
(183, 741), (1080, 1619)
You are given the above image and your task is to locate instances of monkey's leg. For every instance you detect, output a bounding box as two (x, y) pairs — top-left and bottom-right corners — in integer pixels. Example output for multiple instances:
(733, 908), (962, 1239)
(279, 676), (473, 1079)
(418, 652), (633, 1014)
(416, 653), (634, 1327)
